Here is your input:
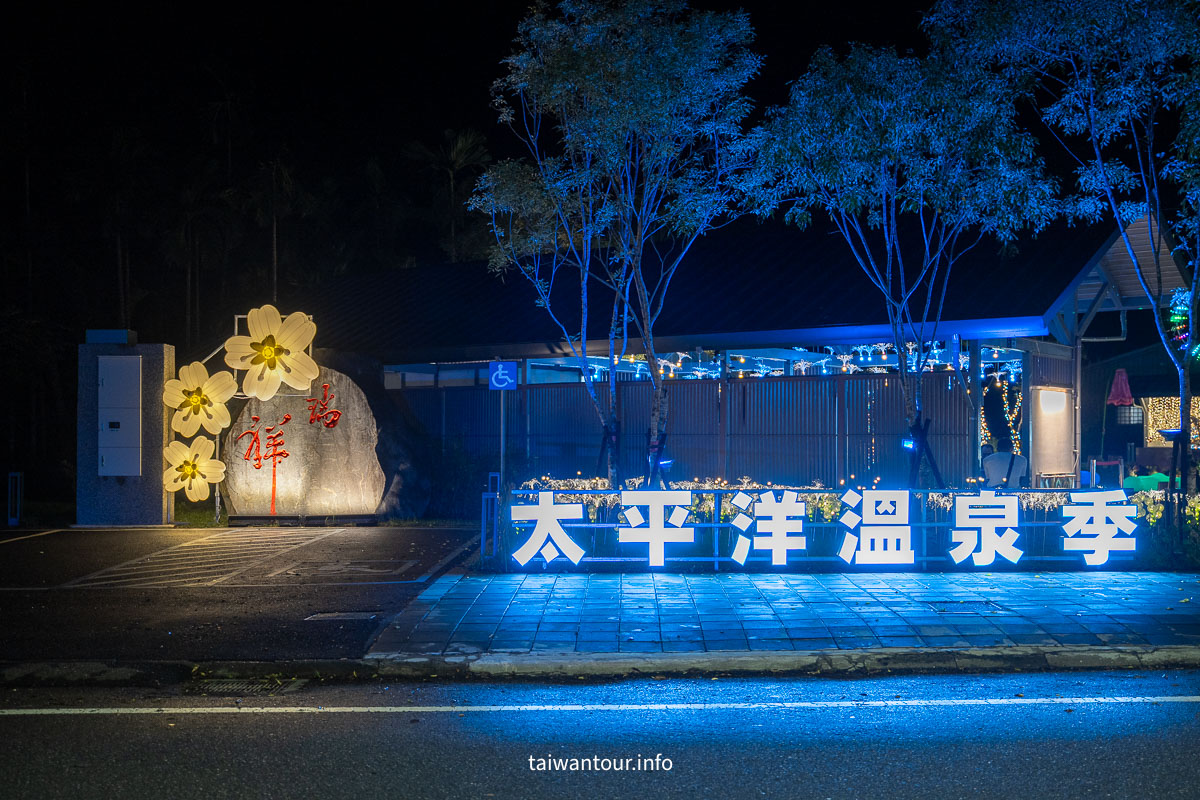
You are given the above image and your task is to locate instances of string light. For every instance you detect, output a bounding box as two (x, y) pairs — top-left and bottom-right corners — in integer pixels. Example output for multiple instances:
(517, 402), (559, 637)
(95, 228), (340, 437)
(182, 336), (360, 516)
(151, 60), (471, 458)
(979, 376), (1023, 454)
(1144, 395), (1200, 446)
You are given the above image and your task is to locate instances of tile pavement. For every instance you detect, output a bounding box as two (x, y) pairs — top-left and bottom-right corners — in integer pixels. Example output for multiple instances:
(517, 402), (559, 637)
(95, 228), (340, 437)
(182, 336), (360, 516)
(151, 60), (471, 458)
(369, 572), (1200, 656)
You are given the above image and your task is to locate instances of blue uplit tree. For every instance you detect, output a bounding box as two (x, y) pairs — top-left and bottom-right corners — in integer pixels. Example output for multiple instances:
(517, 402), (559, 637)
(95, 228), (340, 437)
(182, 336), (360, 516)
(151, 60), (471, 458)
(744, 45), (1054, 487)
(927, 0), (1200, 492)
(472, 0), (760, 487)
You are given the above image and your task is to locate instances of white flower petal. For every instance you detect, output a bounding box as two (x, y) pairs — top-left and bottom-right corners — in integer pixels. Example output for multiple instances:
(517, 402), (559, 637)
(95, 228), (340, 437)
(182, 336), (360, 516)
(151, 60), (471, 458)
(162, 379), (187, 408)
(178, 361), (208, 390)
(174, 409), (202, 438)
(278, 352), (320, 391)
(243, 361), (283, 401)
(163, 467), (182, 489)
(190, 436), (215, 461)
(184, 479), (211, 503)
(247, 305), (282, 342)
(164, 441), (190, 467)
(203, 371), (238, 403)
(224, 336), (257, 371)
(202, 402), (231, 435)
(198, 457), (226, 481)
(277, 311), (316, 352)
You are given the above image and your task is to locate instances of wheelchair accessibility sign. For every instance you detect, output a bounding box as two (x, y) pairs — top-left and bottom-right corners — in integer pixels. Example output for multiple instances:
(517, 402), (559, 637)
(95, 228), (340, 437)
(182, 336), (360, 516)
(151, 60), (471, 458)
(489, 361), (518, 390)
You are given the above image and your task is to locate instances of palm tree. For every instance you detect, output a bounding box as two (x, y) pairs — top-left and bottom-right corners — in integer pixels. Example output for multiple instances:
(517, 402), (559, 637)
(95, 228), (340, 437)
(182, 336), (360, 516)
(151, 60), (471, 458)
(245, 153), (310, 303)
(405, 129), (491, 262)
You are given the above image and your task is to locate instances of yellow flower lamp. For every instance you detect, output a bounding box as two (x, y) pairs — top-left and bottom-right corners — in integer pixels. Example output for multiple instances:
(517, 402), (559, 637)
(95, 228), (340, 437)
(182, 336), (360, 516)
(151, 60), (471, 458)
(223, 304), (319, 400)
(163, 437), (226, 502)
(162, 361), (238, 437)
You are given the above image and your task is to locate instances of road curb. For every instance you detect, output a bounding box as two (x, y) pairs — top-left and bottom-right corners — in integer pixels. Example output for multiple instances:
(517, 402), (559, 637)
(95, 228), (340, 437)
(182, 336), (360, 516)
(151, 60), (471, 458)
(366, 644), (1200, 678)
(3, 645), (1198, 686)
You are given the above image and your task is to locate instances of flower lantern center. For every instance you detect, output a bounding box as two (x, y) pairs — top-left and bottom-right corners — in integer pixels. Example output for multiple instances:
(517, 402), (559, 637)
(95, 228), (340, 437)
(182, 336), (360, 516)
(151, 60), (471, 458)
(186, 389), (206, 409)
(250, 334), (289, 369)
(177, 460), (200, 481)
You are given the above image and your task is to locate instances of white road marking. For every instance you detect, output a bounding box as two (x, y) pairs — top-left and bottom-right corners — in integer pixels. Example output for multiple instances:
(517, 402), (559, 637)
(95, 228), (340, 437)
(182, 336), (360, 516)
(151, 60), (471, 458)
(1, 696), (1198, 716)
(61, 529), (346, 588)
(0, 529), (66, 545)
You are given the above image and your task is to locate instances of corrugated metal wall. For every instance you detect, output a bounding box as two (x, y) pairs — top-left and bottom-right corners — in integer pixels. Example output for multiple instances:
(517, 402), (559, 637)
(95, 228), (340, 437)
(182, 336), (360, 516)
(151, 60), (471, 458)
(1029, 353), (1074, 388)
(727, 378), (839, 486)
(392, 373), (978, 487)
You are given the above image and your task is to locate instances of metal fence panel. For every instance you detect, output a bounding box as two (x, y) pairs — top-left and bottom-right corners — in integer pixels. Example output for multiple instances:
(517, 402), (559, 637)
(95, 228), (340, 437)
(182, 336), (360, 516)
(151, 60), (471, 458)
(525, 383), (606, 477)
(394, 372), (980, 487)
(658, 380), (721, 481)
(727, 377), (839, 486)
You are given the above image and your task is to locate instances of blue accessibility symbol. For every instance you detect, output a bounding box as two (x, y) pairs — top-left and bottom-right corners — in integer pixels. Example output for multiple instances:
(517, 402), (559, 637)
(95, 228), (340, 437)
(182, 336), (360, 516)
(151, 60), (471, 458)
(489, 361), (518, 391)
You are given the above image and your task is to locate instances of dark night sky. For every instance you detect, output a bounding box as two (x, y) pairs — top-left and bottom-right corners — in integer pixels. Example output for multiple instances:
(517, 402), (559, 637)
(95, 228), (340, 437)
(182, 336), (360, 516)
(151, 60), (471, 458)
(9, 1), (932, 174)
(0, 1), (1159, 500)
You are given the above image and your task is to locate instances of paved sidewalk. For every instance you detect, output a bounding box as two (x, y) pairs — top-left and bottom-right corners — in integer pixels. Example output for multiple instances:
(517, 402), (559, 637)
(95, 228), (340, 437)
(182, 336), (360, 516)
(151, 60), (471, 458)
(369, 571), (1200, 658)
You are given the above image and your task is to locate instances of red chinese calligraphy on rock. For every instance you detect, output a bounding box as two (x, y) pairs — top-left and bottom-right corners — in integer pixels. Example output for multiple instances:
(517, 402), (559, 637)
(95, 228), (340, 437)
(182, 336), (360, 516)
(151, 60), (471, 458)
(306, 383), (341, 428)
(235, 413), (291, 515)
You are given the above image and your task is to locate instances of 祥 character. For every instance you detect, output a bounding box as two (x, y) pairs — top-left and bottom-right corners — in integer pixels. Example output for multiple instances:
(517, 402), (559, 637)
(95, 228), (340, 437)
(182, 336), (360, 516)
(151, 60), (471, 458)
(235, 413), (291, 515)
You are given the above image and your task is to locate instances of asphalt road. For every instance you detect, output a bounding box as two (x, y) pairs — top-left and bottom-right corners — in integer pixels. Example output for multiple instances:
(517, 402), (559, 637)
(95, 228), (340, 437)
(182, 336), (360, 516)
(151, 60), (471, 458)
(1, 670), (1197, 799)
(0, 526), (475, 661)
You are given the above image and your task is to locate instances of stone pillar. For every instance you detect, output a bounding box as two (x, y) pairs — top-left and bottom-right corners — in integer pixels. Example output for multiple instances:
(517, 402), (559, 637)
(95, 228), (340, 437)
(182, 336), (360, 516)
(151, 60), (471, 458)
(76, 334), (174, 526)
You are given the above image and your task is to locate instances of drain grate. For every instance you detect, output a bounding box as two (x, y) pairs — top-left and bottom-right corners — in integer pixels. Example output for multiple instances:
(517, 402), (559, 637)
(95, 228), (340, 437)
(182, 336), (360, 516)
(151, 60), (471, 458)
(186, 678), (308, 696)
(925, 600), (1001, 613)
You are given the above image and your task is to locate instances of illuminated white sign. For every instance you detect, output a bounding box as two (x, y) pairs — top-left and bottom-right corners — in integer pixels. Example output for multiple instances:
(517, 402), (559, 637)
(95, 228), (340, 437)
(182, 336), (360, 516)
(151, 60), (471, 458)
(1062, 489), (1138, 565)
(950, 490), (1023, 566)
(730, 490), (807, 565)
(837, 489), (914, 565)
(617, 490), (695, 567)
(511, 491), (586, 566)
(507, 489), (1138, 568)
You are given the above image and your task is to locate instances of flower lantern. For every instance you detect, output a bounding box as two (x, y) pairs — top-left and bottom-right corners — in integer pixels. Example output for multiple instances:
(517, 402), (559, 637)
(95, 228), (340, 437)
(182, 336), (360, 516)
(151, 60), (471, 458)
(223, 304), (319, 401)
(162, 361), (238, 436)
(163, 437), (226, 502)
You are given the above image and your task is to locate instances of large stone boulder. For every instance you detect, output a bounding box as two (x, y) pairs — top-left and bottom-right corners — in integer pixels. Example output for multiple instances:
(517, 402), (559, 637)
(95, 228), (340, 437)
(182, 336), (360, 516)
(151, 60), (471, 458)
(223, 365), (385, 517)
(311, 349), (430, 519)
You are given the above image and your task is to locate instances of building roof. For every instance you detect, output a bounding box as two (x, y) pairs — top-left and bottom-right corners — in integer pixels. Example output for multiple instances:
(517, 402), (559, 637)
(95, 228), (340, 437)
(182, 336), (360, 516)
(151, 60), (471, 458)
(287, 217), (1127, 364)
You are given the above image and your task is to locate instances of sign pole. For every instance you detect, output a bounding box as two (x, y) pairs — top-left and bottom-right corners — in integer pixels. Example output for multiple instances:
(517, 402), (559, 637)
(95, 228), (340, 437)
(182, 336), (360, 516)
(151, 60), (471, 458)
(500, 389), (506, 496)
(489, 361), (517, 502)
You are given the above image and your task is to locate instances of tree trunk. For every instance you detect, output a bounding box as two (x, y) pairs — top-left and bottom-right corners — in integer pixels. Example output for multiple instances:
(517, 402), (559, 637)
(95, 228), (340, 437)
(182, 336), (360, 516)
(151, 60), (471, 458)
(185, 232), (193, 349)
(448, 173), (458, 263)
(647, 374), (669, 487)
(1178, 366), (1191, 540)
(116, 232), (126, 329)
(605, 412), (621, 489)
(271, 212), (278, 304)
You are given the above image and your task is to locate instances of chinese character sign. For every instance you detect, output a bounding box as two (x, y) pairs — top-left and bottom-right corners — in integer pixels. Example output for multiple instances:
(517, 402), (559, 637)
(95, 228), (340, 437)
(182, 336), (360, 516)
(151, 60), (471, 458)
(950, 490), (1023, 566)
(306, 383), (342, 428)
(235, 413), (291, 515)
(1061, 489), (1137, 565)
(838, 489), (914, 565)
(730, 490), (807, 565)
(511, 492), (586, 566)
(618, 490), (695, 567)
(507, 489), (1138, 568)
